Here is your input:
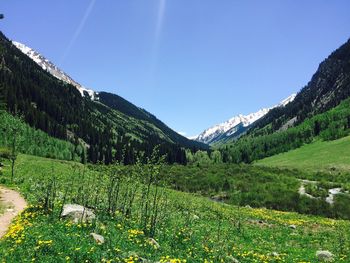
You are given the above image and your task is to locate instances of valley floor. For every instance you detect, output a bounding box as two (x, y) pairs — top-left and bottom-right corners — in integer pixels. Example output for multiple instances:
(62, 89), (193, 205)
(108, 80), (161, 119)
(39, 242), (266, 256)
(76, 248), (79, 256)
(0, 154), (349, 262)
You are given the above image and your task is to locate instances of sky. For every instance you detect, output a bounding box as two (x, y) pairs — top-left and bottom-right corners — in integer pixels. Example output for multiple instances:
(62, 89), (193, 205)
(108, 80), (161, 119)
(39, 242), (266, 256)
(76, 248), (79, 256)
(1, 1), (350, 137)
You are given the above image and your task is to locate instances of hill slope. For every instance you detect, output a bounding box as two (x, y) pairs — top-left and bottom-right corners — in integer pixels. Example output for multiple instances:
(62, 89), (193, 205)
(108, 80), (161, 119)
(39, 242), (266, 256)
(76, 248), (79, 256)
(256, 135), (350, 172)
(219, 38), (350, 163)
(248, 37), (350, 137)
(12, 41), (95, 98)
(97, 92), (207, 150)
(0, 31), (206, 164)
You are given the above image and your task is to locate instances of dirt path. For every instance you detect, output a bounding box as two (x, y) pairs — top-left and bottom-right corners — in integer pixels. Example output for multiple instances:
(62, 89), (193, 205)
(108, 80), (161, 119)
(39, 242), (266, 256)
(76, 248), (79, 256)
(0, 186), (27, 238)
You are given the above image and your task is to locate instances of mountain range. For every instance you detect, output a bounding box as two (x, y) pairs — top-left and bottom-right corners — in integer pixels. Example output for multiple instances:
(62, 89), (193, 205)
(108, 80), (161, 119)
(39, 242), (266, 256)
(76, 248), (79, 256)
(11, 40), (206, 153)
(193, 94), (296, 145)
(0, 32), (207, 165)
(217, 37), (350, 163)
(1, 30), (350, 166)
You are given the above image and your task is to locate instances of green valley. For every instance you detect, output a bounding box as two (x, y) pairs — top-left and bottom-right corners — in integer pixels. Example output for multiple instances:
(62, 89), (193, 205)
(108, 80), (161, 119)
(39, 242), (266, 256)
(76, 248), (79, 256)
(0, 3), (350, 262)
(0, 154), (349, 262)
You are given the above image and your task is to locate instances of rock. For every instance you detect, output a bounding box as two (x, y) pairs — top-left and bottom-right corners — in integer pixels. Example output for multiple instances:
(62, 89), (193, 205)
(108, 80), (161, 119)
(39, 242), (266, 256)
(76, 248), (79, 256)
(148, 238), (160, 249)
(140, 258), (158, 263)
(316, 250), (334, 262)
(226, 255), (240, 263)
(90, 233), (104, 244)
(61, 204), (95, 223)
(289, 224), (297, 229)
(247, 219), (272, 228)
(270, 252), (279, 257)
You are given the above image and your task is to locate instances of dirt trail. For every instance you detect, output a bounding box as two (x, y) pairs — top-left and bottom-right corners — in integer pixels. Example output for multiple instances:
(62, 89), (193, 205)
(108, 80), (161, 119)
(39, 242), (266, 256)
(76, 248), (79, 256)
(0, 186), (27, 238)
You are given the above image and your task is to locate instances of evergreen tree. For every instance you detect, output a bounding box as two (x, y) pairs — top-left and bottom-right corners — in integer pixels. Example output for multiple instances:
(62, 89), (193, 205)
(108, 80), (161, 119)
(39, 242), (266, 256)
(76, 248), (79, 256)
(0, 83), (6, 111)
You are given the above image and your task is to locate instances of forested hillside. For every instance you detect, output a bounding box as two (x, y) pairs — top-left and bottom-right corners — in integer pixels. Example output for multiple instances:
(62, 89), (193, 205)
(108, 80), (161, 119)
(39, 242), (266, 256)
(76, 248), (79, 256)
(0, 31), (206, 165)
(219, 38), (350, 163)
(250, 38), (350, 136)
(0, 111), (82, 162)
(98, 92), (206, 149)
(220, 97), (350, 163)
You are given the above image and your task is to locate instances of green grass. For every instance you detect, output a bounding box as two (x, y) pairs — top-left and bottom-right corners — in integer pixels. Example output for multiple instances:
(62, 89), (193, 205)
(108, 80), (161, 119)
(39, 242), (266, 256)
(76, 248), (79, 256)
(256, 136), (350, 172)
(0, 154), (349, 262)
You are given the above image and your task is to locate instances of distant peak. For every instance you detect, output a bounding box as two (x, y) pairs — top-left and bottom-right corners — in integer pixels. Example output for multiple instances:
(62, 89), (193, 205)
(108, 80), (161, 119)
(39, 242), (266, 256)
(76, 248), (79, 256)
(12, 41), (96, 99)
(193, 94), (296, 144)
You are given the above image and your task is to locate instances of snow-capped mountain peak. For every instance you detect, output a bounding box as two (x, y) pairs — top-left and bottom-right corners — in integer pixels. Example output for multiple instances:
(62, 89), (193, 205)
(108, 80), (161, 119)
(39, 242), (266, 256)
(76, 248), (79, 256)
(277, 93), (296, 107)
(194, 94), (296, 144)
(12, 41), (96, 99)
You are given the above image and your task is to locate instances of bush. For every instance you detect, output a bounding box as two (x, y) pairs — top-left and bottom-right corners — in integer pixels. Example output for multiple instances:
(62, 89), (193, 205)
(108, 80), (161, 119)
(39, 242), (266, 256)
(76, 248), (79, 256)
(0, 147), (11, 159)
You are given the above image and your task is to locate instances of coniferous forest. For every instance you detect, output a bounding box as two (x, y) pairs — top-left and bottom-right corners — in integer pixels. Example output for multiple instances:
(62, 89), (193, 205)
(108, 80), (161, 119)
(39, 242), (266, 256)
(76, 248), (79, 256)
(0, 32), (206, 165)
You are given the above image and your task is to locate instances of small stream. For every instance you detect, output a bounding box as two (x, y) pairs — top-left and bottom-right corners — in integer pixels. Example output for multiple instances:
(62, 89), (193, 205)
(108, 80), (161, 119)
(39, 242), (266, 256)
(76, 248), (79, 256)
(325, 188), (342, 205)
(298, 179), (344, 205)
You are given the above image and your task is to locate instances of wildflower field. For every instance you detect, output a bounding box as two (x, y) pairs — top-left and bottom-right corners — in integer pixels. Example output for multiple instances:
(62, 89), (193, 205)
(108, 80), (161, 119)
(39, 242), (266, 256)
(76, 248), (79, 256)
(0, 154), (349, 262)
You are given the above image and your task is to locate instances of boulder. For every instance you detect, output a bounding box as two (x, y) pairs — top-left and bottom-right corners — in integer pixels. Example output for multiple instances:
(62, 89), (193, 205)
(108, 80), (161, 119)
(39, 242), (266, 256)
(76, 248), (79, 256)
(61, 204), (95, 223)
(90, 233), (104, 244)
(226, 256), (240, 263)
(316, 250), (334, 262)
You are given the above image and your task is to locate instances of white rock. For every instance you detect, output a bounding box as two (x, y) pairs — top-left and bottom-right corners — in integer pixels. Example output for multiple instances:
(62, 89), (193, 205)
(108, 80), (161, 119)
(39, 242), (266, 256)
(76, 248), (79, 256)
(226, 256), (240, 263)
(61, 204), (95, 223)
(316, 250), (334, 262)
(90, 233), (104, 244)
(270, 252), (279, 257)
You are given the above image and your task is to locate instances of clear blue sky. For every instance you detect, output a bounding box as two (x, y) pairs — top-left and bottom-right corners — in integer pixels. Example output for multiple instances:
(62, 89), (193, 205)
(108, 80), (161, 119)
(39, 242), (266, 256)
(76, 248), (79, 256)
(2, 1), (350, 137)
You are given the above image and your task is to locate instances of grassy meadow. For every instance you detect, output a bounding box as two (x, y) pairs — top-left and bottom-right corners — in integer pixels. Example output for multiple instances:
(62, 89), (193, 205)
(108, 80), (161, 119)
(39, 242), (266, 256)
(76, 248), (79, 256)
(0, 154), (349, 262)
(256, 136), (350, 172)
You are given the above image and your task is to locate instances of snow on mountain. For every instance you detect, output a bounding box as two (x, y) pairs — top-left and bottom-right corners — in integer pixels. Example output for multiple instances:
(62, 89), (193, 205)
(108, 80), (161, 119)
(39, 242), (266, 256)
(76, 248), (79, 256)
(12, 41), (96, 99)
(278, 93), (296, 107)
(187, 135), (199, 140)
(194, 94), (297, 144)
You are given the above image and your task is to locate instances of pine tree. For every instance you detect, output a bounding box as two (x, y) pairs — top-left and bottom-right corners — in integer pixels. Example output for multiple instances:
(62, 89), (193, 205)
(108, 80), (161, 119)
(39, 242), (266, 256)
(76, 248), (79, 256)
(0, 83), (6, 111)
